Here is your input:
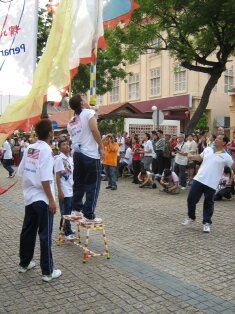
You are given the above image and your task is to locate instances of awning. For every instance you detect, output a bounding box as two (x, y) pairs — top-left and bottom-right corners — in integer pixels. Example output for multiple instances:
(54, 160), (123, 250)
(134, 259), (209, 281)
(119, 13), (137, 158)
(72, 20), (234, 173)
(97, 94), (192, 119)
(133, 94), (191, 113)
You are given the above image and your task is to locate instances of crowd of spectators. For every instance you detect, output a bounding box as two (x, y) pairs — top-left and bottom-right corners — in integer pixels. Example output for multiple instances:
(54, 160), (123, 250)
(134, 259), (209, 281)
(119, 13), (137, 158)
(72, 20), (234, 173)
(0, 124), (234, 245)
(99, 127), (235, 200)
(1, 126), (235, 201)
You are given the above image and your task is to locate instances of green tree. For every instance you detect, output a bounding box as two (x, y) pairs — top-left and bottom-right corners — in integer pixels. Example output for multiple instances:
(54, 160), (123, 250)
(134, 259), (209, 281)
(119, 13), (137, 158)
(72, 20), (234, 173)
(105, 0), (235, 133)
(37, 8), (53, 61)
(195, 113), (209, 132)
(98, 117), (124, 135)
(71, 49), (128, 95)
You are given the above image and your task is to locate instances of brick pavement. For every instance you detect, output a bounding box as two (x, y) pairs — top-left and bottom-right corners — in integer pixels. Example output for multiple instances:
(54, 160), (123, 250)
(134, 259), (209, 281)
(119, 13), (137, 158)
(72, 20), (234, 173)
(0, 164), (235, 314)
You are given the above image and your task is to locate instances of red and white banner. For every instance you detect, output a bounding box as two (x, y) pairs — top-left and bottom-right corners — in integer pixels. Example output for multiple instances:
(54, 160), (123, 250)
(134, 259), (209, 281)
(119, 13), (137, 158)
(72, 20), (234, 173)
(0, 0), (38, 106)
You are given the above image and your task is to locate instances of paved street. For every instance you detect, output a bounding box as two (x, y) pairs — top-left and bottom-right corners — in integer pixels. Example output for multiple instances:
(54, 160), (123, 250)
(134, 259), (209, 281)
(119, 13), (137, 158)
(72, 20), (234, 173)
(0, 165), (235, 314)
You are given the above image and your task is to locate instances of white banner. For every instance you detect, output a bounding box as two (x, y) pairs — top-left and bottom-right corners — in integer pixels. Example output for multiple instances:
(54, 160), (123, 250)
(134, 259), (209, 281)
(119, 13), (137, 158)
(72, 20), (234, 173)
(0, 0), (38, 98)
(69, 0), (103, 67)
(47, 0), (104, 102)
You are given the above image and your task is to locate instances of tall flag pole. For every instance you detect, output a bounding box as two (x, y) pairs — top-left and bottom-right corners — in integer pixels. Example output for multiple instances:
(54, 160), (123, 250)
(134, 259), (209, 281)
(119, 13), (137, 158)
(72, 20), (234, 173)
(89, 0), (101, 107)
(89, 48), (97, 106)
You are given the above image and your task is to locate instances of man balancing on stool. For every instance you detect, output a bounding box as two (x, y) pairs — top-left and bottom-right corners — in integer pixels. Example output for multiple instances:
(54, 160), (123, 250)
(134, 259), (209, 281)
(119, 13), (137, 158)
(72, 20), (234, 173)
(67, 94), (104, 224)
(18, 119), (61, 282)
(182, 135), (234, 233)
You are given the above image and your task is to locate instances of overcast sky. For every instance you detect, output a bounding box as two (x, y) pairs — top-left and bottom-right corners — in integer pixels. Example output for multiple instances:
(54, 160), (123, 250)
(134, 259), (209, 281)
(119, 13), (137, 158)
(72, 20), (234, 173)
(39, 0), (59, 8)
(39, 0), (47, 8)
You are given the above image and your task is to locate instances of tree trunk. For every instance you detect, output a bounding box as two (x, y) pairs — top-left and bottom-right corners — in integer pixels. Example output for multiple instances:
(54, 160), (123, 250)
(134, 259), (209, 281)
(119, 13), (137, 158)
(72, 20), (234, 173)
(186, 71), (223, 134)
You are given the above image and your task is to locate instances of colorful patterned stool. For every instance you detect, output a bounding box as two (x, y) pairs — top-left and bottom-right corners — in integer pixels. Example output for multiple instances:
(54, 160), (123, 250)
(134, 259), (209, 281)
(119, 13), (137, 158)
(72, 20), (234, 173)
(56, 215), (110, 263)
(77, 221), (110, 263)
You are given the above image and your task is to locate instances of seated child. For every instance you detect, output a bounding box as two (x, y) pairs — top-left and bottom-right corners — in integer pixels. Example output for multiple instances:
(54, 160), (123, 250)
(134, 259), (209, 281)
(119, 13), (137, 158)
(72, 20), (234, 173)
(138, 169), (156, 188)
(159, 169), (180, 194)
(214, 166), (233, 201)
(118, 143), (132, 176)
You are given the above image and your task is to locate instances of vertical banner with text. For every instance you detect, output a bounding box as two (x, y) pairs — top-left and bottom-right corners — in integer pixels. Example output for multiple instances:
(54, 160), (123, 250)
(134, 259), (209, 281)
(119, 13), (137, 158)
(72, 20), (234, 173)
(0, 0), (38, 113)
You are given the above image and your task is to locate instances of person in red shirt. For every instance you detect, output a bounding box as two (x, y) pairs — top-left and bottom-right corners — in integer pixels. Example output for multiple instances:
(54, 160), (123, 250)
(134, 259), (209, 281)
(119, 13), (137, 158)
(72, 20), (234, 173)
(131, 136), (141, 184)
(170, 134), (177, 151)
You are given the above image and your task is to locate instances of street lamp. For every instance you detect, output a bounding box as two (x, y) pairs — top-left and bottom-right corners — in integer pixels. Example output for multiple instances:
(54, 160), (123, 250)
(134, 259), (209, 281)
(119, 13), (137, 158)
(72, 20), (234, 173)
(152, 105), (159, 130)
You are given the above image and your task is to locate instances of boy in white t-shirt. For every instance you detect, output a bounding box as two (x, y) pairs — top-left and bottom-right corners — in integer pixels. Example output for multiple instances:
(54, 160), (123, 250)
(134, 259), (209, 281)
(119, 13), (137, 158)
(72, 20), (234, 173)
(54, 139), (75, 240)
(2, 138), (15, 178)
(118, 143), (132, 176)
(141, 133), (153, 171)
(138, 169), (156, 189)
(18, 119), (61, 282)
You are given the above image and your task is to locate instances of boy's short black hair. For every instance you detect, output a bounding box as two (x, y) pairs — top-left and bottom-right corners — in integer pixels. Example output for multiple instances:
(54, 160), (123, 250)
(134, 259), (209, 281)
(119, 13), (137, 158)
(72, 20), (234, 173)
(58, 138), (67, 148)
(140, 169), (147, 175)
(163, 169), (172, 177)
(35, 119), (52, 141)
(134, 135), (139, 143)
(145, 133), (151, 140)
(224, 166), (231, 174)
(223, 136), (229, 144)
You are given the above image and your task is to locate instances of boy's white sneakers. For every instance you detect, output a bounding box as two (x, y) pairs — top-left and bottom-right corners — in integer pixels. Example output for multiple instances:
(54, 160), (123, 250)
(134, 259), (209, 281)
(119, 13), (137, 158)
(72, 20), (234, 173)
(42, 269), (62, 282)
(81, 217), (102, 225)
(203, 223), (211, 233)
(70, 211), (83, 219)
(65, 234), (76, 241)
(181, 217), (195, 226)
(18, 260), (36, 273)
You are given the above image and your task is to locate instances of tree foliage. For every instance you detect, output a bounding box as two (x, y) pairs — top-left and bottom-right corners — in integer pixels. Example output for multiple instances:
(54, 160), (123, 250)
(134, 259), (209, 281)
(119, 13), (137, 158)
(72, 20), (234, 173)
(71, 49), (128, 95)
(98, 117), (124, 135)
(37, 8), (52, 62)
(105, 0), (235, 132)
(195, 112), (209, 132)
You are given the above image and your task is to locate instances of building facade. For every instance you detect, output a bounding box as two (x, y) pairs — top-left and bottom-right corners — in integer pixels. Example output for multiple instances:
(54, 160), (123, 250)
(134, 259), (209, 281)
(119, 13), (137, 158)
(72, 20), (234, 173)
(98, 51), (234, 133)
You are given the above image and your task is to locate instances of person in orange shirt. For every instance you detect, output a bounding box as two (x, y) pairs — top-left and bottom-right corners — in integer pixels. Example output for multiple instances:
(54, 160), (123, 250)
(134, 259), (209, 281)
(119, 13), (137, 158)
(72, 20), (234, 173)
(102, 134), (119, 190)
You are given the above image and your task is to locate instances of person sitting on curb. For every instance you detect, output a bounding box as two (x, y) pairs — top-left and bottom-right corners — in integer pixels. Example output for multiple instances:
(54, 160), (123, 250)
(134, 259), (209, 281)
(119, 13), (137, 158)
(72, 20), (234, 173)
(138, 169), (156, 189)
(159, 168), (180, 194)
